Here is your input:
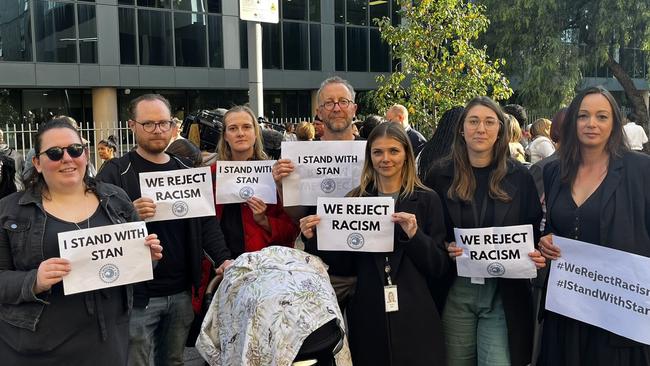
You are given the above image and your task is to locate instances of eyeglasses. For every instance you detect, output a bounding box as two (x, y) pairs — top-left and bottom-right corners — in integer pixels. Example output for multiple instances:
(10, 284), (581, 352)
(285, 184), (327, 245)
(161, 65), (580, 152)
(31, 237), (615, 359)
(465, 119), (501, 130)
(133, 120), (175, 133)
(320, 99), (354, 111)
(38, 144), (85, 161)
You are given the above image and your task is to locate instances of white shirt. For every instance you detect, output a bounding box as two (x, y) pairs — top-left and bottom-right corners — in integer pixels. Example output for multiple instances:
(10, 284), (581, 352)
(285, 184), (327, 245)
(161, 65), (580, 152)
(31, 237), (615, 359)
(623, 122), (648, 151)
(526, 136), (555, 164)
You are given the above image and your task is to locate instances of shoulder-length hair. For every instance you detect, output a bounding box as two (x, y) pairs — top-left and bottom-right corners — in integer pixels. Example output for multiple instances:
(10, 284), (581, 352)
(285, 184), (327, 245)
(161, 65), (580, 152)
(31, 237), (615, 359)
(25, 117), (96, 196)
(349, 122), (428, 198)
(448, 96), (512, 203)
(217, 105), (268, 161)
(559, 86), (628, 184)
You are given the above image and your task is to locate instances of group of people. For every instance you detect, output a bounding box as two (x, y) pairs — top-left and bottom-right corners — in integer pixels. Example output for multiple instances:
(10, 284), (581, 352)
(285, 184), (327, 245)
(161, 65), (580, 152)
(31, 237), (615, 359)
(0, 74), (649, 366)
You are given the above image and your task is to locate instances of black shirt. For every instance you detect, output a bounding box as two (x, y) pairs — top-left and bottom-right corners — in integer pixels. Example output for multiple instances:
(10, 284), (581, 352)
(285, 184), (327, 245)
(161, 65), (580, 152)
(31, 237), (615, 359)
(459, 164), (496, 228)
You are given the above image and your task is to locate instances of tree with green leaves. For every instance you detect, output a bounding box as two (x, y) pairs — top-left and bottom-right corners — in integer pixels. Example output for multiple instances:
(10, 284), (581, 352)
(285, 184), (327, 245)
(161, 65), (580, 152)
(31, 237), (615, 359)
(371, 0), (513, 136)
(481, 0), (650, 124)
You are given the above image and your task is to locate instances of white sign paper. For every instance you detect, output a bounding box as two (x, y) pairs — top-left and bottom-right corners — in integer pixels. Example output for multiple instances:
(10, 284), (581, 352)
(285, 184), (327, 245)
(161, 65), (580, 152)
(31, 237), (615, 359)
(316, 197), (394, 252)
(215, 160), (277, 204)
(454, 224), (537, 278)
(139, 166), (215, 222)
(239, 0), (279, 23)
(281, 141), (366, 206)
(546, 236), (650, 345)
(58, 222), (153, 295)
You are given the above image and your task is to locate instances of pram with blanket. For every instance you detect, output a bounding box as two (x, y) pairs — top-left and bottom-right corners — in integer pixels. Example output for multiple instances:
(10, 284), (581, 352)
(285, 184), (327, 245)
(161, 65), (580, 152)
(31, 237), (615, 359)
(196, 246), (352, 366)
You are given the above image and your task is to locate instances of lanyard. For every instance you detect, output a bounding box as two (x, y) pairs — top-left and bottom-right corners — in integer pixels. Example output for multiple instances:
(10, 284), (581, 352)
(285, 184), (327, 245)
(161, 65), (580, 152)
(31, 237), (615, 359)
(384, 256), (393, 286)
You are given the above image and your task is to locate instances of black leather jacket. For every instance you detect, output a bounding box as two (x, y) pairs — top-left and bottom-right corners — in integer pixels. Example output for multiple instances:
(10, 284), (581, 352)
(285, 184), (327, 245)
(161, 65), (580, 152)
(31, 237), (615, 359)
(0, 182), (139, 332)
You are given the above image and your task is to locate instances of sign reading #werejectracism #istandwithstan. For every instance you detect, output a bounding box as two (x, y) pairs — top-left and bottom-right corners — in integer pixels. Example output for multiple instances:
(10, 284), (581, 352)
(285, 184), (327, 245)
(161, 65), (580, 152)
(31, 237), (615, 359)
(139, 166), (215, 222)
(215, 160), (277, 204)
(58, 222), (153, 295)
(281, 141), (366, 206)
(316, 197), (394, 252)
(454, 224), (537, 278)
(546, 236), (650, 345)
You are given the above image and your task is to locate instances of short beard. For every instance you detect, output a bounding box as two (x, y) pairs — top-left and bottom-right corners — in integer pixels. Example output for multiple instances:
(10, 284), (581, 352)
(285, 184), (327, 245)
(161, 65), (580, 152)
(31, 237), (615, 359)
(324, 118), (352, 133)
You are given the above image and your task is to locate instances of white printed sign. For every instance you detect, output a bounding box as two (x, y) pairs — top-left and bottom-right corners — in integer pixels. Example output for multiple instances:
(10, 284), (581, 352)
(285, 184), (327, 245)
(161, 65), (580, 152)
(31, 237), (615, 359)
(281, 141), (366, 206)
(58, 222), (153, 295)
(215, 160), (277, 204)
(239, 0), (279, 23)
(139, 166), (215, 222)
(453, 225), (537, 278)
(316, 197), (394, 252)
(546, 236), (650, 345)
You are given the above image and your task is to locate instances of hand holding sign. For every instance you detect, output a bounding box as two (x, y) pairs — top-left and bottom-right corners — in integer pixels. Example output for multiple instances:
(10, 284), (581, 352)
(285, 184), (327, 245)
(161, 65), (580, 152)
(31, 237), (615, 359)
(272, 158), (295, 187)
(34, 257), (71, 295)
(391, 212), (418, 239)
(539, 233), (561, 260)
(133, 197), (156, 219)
(300, 214), (321, 239)
(145, 233), (163, 260)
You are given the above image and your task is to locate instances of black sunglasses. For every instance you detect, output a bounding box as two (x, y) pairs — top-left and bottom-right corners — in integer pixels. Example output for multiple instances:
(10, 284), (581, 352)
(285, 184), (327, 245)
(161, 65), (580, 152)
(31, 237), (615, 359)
(38, 144), (85, 161)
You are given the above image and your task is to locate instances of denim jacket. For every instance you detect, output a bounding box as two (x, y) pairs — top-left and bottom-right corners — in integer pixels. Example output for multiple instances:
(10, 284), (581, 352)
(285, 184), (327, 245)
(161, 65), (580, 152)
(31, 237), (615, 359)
(0, 181), (139, 332)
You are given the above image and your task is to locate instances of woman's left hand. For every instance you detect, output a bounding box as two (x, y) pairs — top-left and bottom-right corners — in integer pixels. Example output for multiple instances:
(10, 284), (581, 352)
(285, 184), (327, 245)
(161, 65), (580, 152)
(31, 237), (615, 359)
(392, 212), (418, 239)
(247, 196), (268, 218)
(145, 233), (163, 261)
(529, 249), (546, 269)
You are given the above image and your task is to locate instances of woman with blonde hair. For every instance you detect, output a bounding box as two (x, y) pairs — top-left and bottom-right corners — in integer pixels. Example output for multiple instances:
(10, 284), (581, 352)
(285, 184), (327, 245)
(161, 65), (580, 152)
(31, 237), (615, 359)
(213, 106), (298, 258)
(526, 118), (555, 164)
(300, 122), (449, 365)
(508, 115), (526, 162)
(295, 121), (316, 141)
(424, 96), (545, 366)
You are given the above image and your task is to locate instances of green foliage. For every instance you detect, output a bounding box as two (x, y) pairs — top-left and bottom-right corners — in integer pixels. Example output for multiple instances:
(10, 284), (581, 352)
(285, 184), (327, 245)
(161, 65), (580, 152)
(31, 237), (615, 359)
(371, 0), (512, 136)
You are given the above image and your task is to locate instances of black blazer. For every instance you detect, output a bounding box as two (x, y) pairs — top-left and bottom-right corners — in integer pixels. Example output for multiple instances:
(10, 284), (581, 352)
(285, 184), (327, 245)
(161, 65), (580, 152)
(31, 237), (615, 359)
(424, 158), (542, 366)
(305, 188), (449, 366)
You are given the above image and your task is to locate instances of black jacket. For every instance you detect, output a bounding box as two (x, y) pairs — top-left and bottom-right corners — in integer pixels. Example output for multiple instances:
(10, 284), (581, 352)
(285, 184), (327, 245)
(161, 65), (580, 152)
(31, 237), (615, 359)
(305, 188), (449, 366)
(97, 151), (231, 307)
(424, 158), (542, 366)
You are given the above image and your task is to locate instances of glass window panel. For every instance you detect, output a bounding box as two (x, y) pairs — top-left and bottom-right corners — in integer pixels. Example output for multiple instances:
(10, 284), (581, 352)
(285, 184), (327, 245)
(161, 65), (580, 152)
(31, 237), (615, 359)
(283, 22), (308, 70)
(174, 0), (206, 12)
(77, 4), (97, 63)
(137, 0), (171, 9)
(346, 27), (367, 71)
(174, 12), (207, 67)
(239, 20), (247, 68)
(370, 28), (389, 72)
(118, 0), (135, 5)
(262, 22), (281, 69)
(309, 0), (320, 22)
(309, 23), (320, 70)
(138, 9), (173, 66)
(206, 0), (221, 13)
(0, 0), (32, 61)
(335, 25), (345, 71)
(119, 7), (136, 64)
(391, 0), (400, 26)
(369, 0), (388, 25)
(346, 0), (367, 26)
(208, 15), (223, 67)
(34, 1), (77, 63)
(335, 0), (344, 24)
(282, 0), (306, 20)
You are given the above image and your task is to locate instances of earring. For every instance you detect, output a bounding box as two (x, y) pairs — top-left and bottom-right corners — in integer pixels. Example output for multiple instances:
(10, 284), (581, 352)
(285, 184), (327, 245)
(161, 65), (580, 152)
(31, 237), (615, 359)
(460, 131), (464, 136)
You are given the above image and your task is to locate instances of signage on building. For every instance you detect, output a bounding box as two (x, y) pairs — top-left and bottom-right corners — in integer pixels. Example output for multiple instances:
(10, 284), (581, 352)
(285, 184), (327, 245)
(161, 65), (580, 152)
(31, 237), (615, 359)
(240, 0), (279, 24)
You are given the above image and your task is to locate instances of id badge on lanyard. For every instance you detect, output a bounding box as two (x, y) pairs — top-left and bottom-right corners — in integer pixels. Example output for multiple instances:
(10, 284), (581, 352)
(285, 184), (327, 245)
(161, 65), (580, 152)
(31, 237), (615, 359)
(384, 256), (399, 312)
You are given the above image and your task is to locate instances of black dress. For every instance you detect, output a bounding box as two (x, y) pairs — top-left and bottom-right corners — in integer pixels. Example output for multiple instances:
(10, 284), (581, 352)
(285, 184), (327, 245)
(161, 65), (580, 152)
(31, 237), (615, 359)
(539, 182), (650, 366)
(0, 208), (130, 366)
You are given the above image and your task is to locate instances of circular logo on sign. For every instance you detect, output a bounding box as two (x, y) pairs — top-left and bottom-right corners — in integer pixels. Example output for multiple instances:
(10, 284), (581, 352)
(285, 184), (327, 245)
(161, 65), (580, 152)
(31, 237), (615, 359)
(99, 263), (120, 283)
(347, 233), (365, 250)
(487, 262), (506, 276)
(172, 201), (189, 217)
(239, 186), (255, 200)
(321, 179), (336, 193)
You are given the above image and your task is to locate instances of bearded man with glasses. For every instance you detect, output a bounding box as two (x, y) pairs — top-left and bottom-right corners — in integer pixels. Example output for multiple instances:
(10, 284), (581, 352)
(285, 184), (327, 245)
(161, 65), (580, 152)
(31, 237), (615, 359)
(97, 94), (231, 366)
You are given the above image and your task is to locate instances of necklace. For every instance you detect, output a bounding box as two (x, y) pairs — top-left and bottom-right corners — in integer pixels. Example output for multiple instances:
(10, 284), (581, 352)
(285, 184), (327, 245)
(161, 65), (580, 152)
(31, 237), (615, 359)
(73, 217), (91, 231)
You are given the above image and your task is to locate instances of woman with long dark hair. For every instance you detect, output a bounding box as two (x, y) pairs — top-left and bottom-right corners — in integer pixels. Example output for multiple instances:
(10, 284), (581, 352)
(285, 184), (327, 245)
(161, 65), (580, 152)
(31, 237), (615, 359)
(424, 96), (545, 366)
(0, 118), (162, 365)
(538, 87), (650, 365)
(301, 122), (449, 366)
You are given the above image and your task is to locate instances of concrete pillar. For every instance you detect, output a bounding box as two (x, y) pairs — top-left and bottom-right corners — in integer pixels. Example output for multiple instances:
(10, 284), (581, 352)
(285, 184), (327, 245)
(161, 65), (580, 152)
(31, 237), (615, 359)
(92, 87), (118, 167)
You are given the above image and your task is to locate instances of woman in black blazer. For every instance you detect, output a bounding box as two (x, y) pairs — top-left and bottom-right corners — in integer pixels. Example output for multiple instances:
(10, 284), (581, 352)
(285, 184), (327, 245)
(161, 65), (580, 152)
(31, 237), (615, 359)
(301, 122), (449, 366)
(539, 87), (650, 365)
(424, 96), (545, 366)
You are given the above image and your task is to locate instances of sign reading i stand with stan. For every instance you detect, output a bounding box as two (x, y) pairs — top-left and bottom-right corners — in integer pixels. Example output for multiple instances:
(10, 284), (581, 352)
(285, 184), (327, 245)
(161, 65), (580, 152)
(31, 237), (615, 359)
(240, 0), (279, 23)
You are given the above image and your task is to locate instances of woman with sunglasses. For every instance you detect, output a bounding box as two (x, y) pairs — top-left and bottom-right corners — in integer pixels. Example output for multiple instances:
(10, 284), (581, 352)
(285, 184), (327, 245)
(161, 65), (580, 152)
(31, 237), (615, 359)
(538, 87), (650, 365)
(424, 96), (545, 366)
(0, 118), (162, 365)
(300, 123), (449, 366)
(213, 106), (298, 259)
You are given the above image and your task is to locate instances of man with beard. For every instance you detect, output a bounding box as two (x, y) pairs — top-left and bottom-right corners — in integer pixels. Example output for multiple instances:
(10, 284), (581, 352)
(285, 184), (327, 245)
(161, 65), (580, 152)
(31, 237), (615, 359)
(97, 94), (231, 366)
(273, 76), (360, 220)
